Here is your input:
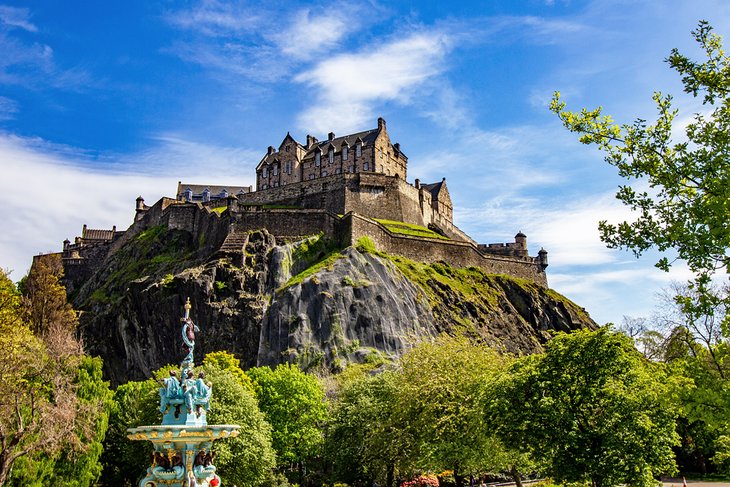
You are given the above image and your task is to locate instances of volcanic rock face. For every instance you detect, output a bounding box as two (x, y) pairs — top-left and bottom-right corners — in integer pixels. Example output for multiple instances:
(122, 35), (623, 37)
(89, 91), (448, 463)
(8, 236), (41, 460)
(73, 227), (596, 385)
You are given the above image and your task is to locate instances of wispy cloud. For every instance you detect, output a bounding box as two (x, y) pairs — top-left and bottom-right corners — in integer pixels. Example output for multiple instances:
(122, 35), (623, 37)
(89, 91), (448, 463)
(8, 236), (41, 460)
(0, 95), (17, 120)
(295, 30), (451, 133)
(0, 5), (37, 32)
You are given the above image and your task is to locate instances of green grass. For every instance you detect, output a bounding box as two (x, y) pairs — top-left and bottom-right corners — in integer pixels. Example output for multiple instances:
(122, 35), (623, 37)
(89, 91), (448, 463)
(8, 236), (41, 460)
(210, 206), (227, 215)
(281, 249), (343, 290)
(373, 218), (449, 240)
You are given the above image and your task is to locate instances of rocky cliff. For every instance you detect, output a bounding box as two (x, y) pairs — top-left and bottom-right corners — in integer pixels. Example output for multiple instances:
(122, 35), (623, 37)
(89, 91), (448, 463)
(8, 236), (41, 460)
(72, 226), (596, 385)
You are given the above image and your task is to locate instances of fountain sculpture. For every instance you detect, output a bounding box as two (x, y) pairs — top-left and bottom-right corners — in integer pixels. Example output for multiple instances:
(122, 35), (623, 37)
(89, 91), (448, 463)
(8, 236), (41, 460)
(127, 298), (240, 486)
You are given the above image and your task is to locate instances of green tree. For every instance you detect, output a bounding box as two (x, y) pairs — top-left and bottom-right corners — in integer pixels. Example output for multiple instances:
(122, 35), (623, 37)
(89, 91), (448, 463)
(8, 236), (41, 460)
(550, 21), (730, 324)
(99, 378), (159, 486)
(201, 363), (276, 486)
(0, 269), (108, 487)
(392, 336), (515, 486)
(203, 350), (255, 394)
(326, 368), (403, 486)
(21, 255), (78, 345)
(489, 328), (682, 487)
(248, 363), (327, 483)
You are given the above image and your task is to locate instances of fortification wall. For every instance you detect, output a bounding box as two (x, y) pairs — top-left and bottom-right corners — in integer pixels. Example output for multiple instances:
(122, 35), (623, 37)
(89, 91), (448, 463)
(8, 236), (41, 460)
(344, 213), (548, 286)
(230, 208), (340, 242)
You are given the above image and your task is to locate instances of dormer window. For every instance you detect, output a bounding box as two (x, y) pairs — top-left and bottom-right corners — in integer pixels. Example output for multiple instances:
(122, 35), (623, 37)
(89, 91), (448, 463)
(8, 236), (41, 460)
(315, 151), (321, 166)
(342, 146), (349, 160)
(273, 164), (278, 176)
(355, 143), (362, 157)
(184, 188), (193, 201)
(262, 167), (268, 178)
(328, 147), (334, 164)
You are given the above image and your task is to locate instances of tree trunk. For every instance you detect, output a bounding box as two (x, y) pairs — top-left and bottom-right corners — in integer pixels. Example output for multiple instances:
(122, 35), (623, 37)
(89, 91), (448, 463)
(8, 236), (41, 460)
(387, 463), (395, 487)
(454, 463), (464, 487)
(510, 465), (523, 487)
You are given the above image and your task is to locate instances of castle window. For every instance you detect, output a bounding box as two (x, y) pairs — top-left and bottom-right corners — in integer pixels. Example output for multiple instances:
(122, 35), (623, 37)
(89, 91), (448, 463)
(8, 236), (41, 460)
(262, 167), (268, 178)
(273, 165), (278, 176)
(349, 165), (355, 173)
(364, 162), (370, 171)
(309, 174), (315, 180)
(322, 170), (328, 177)
(285, 146), (290, 152)
(184, 188), (193, 201)
(342, 146), (348, 160)
(355, 143), (362, 157)
(328, 148), (334, 164)
(315, 152), (321, 166)
(335, 167), (341, 174)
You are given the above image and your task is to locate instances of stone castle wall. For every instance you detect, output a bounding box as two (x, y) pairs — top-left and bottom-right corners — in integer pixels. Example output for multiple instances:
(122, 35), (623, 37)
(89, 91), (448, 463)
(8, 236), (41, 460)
(344, 213), (548, 286)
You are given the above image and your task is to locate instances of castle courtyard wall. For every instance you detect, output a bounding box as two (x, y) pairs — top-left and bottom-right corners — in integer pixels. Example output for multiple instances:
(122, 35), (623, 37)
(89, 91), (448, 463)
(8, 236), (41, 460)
(345, 213), (548, 286)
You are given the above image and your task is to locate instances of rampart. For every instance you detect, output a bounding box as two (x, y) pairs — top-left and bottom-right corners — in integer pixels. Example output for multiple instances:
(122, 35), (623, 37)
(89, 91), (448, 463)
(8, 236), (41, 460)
(343, 213), (548, 286)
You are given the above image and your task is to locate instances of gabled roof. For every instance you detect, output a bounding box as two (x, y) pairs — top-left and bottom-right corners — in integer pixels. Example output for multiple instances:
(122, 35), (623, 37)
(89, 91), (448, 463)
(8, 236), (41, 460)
(278, 132), (302, 151)
(421, 180), (444, 198)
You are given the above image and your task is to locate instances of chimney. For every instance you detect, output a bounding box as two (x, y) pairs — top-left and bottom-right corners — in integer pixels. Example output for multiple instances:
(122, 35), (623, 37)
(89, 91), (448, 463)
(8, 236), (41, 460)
(377, 117), (386, 130)
(328, 132), (335, 141)
(306, 135), (314, 148)
(394, 142), (400, 156)
(267, 146), (275, 155)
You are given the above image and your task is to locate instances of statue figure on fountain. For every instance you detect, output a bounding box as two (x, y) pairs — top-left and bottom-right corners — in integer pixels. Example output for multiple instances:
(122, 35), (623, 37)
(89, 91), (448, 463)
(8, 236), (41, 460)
(159, 370), (182, 413)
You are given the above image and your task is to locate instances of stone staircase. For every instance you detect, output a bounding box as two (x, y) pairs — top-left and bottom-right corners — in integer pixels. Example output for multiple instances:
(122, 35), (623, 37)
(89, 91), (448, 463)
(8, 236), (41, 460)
(218, 231), (249, 255)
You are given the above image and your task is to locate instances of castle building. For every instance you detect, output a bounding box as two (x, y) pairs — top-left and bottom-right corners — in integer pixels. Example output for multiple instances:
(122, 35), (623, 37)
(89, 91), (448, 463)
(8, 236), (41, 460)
(48, 117), (550, 293)
(176, 183), (252, 203)
(256, 117), (407, 190)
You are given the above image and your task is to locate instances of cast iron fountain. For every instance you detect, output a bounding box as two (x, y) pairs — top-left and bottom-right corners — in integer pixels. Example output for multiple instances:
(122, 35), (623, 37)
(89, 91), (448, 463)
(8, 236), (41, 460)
(127, 298), (240, 486)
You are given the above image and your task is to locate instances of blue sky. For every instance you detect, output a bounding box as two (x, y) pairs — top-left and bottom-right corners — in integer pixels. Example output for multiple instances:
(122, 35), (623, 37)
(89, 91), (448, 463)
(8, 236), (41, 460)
(0, 0), (727, 326)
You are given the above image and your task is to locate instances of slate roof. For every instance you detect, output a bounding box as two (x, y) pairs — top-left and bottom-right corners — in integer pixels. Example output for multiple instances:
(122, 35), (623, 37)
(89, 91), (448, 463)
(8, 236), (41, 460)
(82, 228), (115, 241)
(302, 128), (379, 159)
(177, 183), (252, 197)
(420, 181), (444, 198)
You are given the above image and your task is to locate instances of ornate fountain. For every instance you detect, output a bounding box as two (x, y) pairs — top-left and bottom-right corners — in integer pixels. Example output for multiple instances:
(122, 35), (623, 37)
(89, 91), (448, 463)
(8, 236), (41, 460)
(127, 298), (240, 487)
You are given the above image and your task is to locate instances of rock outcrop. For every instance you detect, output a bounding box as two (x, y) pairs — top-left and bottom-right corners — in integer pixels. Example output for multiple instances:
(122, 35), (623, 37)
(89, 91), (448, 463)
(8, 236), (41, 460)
(72, 227), (596, 385)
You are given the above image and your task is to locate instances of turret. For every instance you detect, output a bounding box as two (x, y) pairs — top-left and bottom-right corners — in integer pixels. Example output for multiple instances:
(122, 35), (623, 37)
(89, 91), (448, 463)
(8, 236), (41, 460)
(538, 248), (549, 269)
(135, 196), (146, 221)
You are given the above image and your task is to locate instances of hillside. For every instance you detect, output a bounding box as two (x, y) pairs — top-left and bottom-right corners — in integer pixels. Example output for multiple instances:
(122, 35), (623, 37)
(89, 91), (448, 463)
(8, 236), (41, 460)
(72, 227), (596, 385)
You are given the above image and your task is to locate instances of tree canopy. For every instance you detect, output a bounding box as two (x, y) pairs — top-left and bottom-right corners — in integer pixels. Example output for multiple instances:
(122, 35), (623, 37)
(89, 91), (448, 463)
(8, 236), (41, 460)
(489, 328), (682, 487)
(550, 20), (730, 322)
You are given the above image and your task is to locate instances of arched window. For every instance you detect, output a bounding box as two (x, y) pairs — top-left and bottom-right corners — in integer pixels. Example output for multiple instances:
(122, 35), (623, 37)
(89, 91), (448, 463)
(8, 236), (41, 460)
(364, 162), (370, 171)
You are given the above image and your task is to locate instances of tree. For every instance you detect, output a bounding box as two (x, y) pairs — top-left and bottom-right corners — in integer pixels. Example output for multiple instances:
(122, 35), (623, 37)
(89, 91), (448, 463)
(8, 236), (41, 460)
(325, 368), (403, 486)
(247, 363), (327, 483)
(0, 270), (98, 486)
(489, 328), (682, 487)
(21, 255), (78, 352)
(391, 336), (515, 487)
(550, 21), (730, 324)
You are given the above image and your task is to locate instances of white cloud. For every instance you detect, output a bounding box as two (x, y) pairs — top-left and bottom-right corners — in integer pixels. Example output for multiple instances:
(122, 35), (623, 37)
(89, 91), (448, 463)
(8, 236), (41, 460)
(272, 9), (348, 60)
(0, 95), (17, 120)
(0, 5), (37, 32)
(0, 132), (258, 278)
(294, 30), (451, 133)
(165, 0), (261, 36)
